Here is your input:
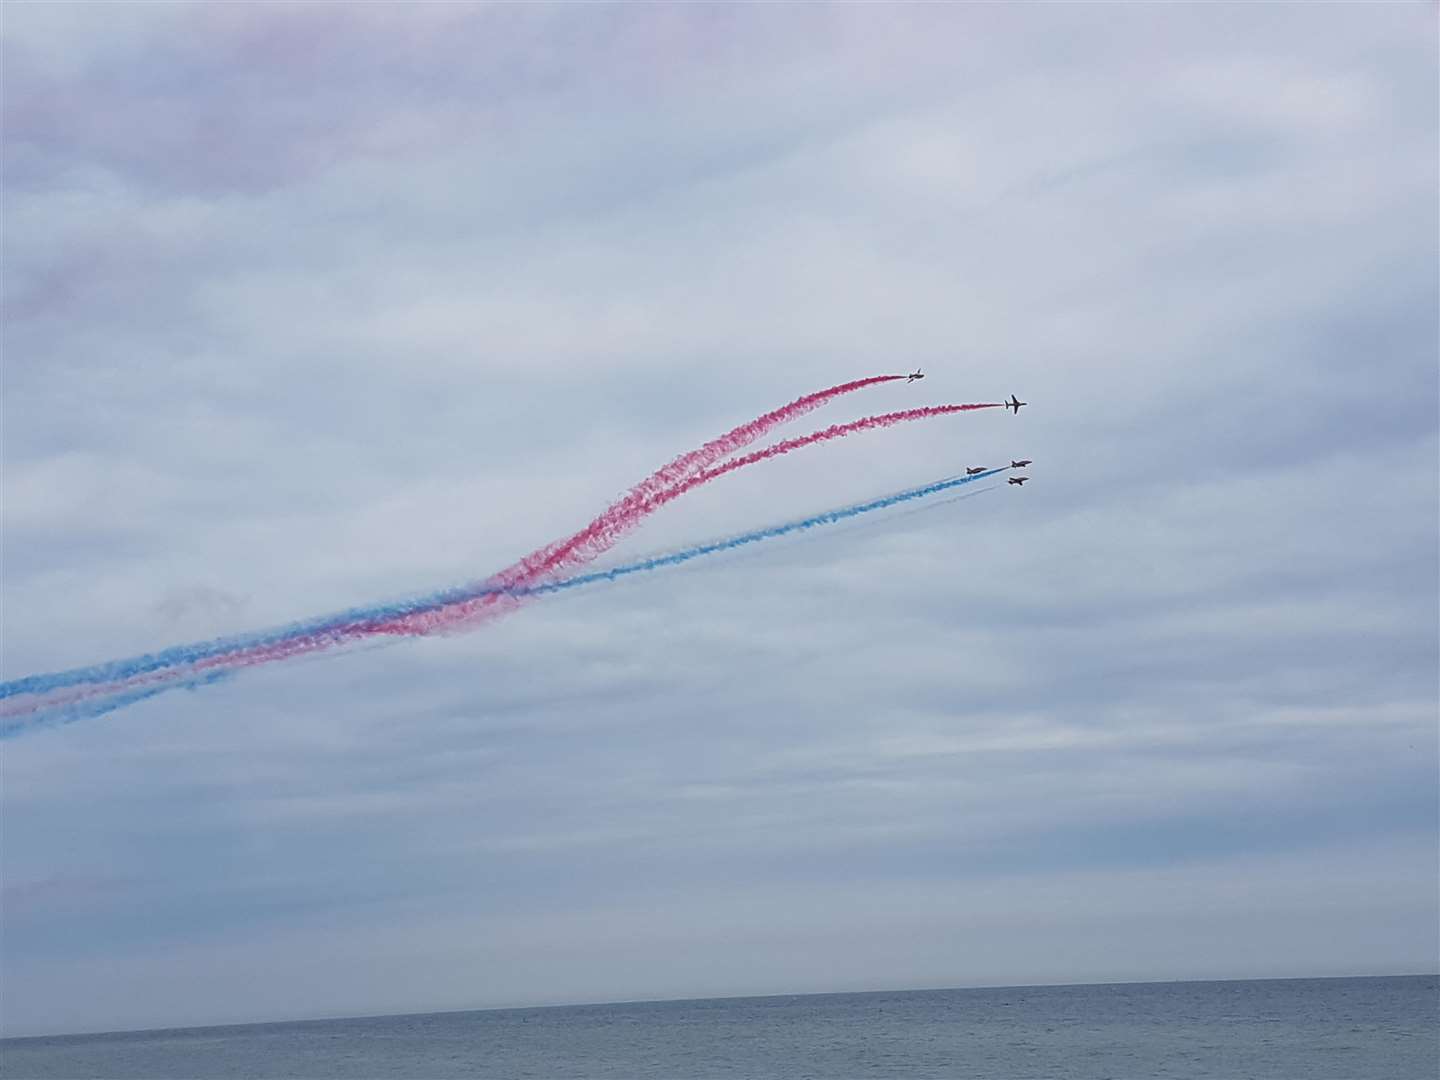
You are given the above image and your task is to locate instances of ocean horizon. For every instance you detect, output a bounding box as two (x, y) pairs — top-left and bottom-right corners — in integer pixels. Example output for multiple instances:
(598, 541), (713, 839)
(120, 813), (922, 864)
(3, 973), (1435, 1079)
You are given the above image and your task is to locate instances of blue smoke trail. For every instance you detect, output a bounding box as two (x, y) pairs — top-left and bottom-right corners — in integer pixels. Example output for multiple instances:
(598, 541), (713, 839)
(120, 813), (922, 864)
(0, 670), (235, 739)
(517, 469), (1004, 599)
(0, 587), (479, 701)
(2, 468), (1006, 733)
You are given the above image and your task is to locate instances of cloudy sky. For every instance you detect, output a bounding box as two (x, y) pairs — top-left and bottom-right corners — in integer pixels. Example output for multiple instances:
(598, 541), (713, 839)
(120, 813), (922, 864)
(2, 2), (1436, 1037)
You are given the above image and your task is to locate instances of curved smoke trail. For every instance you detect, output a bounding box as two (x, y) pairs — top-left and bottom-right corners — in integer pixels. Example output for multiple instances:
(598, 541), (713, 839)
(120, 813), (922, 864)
(365, 374), (919, 642)
(273, 403), (1003, 646)
(2, 468), (1007, 737)
(388, 403), (1002, 635)
(1, 402), (1001, 725)
(125, 402), (1002, 688)
(2, 376), (906, 707)
(489, 374), (910, 589)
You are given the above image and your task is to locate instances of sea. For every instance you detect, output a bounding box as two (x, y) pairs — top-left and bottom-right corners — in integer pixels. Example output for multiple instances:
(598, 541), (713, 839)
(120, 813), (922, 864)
(1, 975), (1434, 1079)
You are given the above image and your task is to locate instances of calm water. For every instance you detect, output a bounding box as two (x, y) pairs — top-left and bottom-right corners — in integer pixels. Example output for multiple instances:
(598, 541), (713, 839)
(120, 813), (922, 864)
(2, 976), (1434, 1079)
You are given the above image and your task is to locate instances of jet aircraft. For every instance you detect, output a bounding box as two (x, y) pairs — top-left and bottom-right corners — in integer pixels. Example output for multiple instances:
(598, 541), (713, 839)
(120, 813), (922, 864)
(1008, 476), (1029, 486)
(1006, 395), (1026, 414)
(906, 369), (924, 383)
(1011, 459), (1032, 468)
(965, 466), (987, 475)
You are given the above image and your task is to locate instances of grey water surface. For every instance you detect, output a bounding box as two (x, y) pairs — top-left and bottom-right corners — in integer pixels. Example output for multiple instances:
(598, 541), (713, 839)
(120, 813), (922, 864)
(2, 975), (1435, 1079)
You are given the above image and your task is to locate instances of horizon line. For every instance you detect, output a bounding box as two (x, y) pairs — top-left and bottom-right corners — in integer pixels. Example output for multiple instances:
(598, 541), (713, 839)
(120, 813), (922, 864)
(6, 969), (1435, 1042)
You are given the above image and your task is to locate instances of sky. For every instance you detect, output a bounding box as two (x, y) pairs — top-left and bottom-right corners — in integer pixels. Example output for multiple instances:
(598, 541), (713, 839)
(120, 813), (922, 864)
(2, 2), (1436, 1038)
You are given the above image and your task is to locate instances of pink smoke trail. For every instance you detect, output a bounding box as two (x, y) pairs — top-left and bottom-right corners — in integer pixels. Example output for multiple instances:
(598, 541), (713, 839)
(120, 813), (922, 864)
(360, 376), (921, 634)
(383, 403), (1003, 635)
(488, 374), (909, 590)
(7, 376), (914, 718)
(75, 401), (1001, 699)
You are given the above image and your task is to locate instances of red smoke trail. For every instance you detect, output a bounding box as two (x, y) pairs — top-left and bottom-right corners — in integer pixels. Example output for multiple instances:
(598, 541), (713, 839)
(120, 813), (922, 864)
(360, 375), (915, 635)
(9, 376), (914, 714)
(488, 374), (908, 590)
(390, 403), (1002, 635)
(227, 401), (1001, 648)
(12, 398), (1000, 718)
(561, 403), (1005, 573)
